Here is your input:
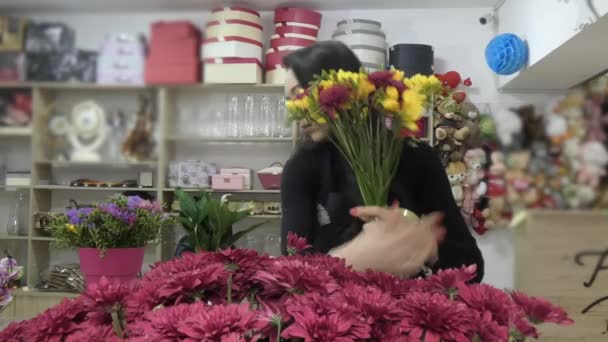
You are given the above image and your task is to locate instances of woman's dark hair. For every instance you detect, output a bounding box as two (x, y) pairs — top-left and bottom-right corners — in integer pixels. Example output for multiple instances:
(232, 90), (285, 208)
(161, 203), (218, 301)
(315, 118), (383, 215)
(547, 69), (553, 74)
(283, 41), (362, 87)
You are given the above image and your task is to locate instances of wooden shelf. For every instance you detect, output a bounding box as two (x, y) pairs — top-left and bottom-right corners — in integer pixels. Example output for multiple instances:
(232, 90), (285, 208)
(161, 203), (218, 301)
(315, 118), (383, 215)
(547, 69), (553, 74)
(0, 235), (29, 240)
(0, 82), (284, 92)
(166, 136), (293, 143)
(12, 288), (79, 298)
(35, 160), (157, 168)
(163, 188), (280, 194)
(0, 126), (32, 137)
(33, 185), (157, 191)
(30, 236), (55, 242)
(0, 185), (31, 191)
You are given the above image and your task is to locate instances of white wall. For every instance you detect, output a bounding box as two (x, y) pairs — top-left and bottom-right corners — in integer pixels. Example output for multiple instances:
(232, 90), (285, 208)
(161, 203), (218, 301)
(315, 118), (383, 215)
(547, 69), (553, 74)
(20, 7), (565, 289)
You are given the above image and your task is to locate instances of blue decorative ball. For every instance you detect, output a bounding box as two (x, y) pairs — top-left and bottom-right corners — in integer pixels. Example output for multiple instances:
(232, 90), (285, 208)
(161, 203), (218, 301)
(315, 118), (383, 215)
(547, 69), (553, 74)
(485, 33), (528, 75)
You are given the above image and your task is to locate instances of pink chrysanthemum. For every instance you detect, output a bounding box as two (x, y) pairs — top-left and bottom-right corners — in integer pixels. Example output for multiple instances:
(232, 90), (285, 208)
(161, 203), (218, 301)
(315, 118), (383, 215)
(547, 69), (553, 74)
(212, 248), (271, 299)
(511, 291), (574, 325)
(82, 276), (135, 324)
(281, 306), (371, 342)
(427, 264), (477, 291)
(362, 270), (418, 299)
(65, 324), (118, 342)
(456, 282), (515, 326)
(253, 259), (339, 298)
(286, 232), (312, 255)
(26, 298), (87, 342)
(0, 320), (28, 342)
(177, 303), (262, 341)
(130, 302), (209, 341)
(342, 283), (405, 340)
(512, 317), (539, 338)
(257, 300), (292, 342)
(144, 251), (214, 282)
(296, 254), (359, 284)
(473, 311), (509, 342)
(285, 291), (352, 318)
(156, 263), (227, 305)
(400, 291), (475, 342)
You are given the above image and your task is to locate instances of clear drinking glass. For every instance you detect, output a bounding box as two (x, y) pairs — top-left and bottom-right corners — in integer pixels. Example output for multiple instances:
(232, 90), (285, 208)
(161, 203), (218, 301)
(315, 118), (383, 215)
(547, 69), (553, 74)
(244, 94), (256, 137)
(6, 190), (28, 236)
(212, 109), (225, 137)
(275, 96), (291, 137)
(259, 95), (272, 137)
(226, 95), (241, 137)
(264, 233), (282, 256)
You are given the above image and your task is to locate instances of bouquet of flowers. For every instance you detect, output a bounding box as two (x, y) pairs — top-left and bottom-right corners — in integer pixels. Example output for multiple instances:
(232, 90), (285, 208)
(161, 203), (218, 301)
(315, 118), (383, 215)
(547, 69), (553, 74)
(0, 254), (23, 314)
(287, 69), (442, 206)
(47, 195), (174, 251)
(0, 234), (572, 341)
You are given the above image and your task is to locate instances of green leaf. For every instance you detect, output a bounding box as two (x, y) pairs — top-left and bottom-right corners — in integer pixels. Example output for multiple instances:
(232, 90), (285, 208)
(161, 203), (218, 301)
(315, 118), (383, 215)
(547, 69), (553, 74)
(222, 221), (267, 249)
(175, 189), (199, 224)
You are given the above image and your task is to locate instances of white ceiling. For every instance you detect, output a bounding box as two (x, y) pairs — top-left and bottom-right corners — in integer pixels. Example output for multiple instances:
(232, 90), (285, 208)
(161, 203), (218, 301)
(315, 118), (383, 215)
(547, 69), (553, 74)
(1, 0), (500, 13)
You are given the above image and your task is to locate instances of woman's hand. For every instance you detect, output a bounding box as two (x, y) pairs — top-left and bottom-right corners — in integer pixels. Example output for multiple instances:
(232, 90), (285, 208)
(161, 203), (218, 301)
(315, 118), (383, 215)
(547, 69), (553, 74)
(329, 206), (446, 277)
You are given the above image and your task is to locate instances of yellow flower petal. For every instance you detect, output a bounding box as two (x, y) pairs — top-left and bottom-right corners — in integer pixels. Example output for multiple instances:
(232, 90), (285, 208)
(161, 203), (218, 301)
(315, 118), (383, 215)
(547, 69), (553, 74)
(382, 98), (401, 113)
(357, 76), (376, 99)
(386, 86), (399, 101)
(392, 69), (405, 82)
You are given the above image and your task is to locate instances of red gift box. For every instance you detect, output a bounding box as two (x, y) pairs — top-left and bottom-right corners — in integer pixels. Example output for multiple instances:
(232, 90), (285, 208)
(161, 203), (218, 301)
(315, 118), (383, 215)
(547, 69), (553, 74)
(270, 36), (315, 50)
(274, 8), (322, 27)
(151, 21), (200, 40)
(275, 24), (318, 37)
(265, 49), (292, 70)
(149, 37), (200, 64)
(145, 61), (200, 84)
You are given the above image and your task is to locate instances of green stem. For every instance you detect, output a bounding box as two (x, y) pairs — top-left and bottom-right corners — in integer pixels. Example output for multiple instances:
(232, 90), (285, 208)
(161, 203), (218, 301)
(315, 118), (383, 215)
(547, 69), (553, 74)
(276, 320), (282, 342)
(111, 309), (124, 339)
(227, 272), (233, 304)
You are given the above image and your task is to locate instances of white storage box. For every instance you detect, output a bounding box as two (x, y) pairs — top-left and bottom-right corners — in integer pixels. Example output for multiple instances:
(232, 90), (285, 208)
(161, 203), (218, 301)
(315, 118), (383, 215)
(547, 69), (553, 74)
(97, 71), (144, 85)
(332, 29), (387, 49)
(99, 33), (146, 57)
(202, 36), (263, 59)
(265, 65), (287, 84)
(205, 20), (263, 43)
(220, 168), (253, 189)
(350, 45), (386, 66)
(337, 19), (382, 32)
(97, 55), (145, 74)
(210, 7), (260, 24)
(176, 160), (217, 188)
(203, 57), (262, 84)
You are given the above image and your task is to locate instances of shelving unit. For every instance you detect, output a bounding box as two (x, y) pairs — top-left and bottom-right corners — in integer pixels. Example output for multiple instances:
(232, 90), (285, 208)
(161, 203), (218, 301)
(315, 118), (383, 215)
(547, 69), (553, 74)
(1, 79), (434, 301)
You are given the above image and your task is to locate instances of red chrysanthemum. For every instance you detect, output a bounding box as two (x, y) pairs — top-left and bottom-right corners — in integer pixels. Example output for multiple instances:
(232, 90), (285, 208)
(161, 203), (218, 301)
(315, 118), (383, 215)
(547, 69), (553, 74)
(318, 85), (351, 119)
(0, 320), (28, 342)
(285, 291), (352, 319)
(512, 316), (539, 338)
(368, 70), (395, 87)
(82, 276), (135, 324)
(125, 279), (164, 321)
(286, 232), (312, 255)
(144, 251), (214, 282)
(156, 262), (227, 305)
(511, 291), (574, 325)
(456, 282), (515, 326)
(400, 291), (475, 342)
(26, 298), (87, 342)
(282, 306), (371, 342)
(257, 300), (292, 342)
(65, 324), (118, 342)
(472, 311), (509, 342)
(253, 259), (339, 298)
(177, 303), (262, 341)
(342, 283), (405, 340)
(362, 270), (418, 299)
(130, 302), (209, 341)
(428, 264), (477, 291)
(295, 254), (358, 284)
(211, 248), (271, 300)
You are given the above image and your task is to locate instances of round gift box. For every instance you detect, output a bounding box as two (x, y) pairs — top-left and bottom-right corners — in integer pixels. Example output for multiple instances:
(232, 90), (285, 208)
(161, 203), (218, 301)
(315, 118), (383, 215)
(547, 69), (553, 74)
(337, 18), (382, 32)
(274, 7), (322, 27)
(350, 44), (387, 66)
(265, 49), (293, 70)
(210, 7), (260, 24)
(275, 21), (319, 30)
(362, 62), (384, 72)
(265, 65), (288, 84)
(389, 44), (434, 76)
(332, 29), (387, 49)
(266, 45), (304, 53)
(271, 32), (317, 42)
(206, 19), (263, 43)
(202, 36), (263, 59)
(275, 24), (319, 38)
(270, 36), (316, 49)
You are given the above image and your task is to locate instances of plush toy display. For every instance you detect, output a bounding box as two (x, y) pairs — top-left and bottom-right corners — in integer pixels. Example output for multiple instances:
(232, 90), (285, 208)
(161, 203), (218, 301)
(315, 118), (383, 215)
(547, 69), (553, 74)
(446, 161), (466, 206)
(485, 151), (510, 229)
(492, 108), (523, 151)
(462, 148), (486, 214)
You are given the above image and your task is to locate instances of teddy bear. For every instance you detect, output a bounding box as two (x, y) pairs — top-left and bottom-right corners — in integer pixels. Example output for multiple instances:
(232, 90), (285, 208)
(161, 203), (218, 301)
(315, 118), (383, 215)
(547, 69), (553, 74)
(462, 148), (487, 214)
(492, 108), (523, 151)
(505, 151), (532, 209)
(485, 151), (510, 229)
(577, 141), (608, 188)
(434, 125), (471, 166)
(446, 161), (467, 206)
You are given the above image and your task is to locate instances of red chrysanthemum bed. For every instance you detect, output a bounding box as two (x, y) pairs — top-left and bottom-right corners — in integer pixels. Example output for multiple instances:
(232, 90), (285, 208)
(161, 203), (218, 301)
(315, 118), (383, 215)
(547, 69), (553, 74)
(0, 234), (572, 342)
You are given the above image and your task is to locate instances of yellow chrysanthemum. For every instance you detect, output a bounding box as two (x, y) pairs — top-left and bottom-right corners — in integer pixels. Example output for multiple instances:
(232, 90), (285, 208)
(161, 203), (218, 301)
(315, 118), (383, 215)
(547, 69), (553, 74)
(293, 97), (310, 110)
(319, 79), (336, 90)
(385, 86), (399, 101)
(286, 100), (298, 111)
(357, 74), (376, 99)
(391, 68), (405, 82)
(336, 69), (359, 85)
(382, 98), (400, 113)
(400, 89), (426, 124)
(310, 110), (328, 124)
(66, 224), (77, 234)
(404, 74), (442, 96)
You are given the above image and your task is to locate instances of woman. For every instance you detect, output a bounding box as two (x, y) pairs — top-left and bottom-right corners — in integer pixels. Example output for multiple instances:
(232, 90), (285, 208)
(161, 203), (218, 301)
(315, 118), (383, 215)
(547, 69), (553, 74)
(280, 41), (484, 281)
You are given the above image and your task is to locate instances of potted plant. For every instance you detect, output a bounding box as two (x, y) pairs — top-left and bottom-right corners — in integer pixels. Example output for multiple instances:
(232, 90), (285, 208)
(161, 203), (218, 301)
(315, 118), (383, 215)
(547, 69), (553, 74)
(174, 189), (265, 253)
(48, 195), (173, 286)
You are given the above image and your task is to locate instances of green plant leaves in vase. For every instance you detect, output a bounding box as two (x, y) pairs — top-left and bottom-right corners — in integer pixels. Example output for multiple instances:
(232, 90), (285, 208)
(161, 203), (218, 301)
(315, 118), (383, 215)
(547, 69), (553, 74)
(174, 189), (266, 252)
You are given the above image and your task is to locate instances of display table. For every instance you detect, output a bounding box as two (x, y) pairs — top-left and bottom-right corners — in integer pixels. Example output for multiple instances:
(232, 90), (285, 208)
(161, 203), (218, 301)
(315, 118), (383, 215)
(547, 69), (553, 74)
(1, 289), (78, 321)
(515, 210), (608, 341)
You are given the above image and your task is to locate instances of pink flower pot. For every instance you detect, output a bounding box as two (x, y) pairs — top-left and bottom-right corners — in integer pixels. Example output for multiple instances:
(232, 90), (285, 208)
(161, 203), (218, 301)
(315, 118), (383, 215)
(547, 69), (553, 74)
(79, 247), (145, 286)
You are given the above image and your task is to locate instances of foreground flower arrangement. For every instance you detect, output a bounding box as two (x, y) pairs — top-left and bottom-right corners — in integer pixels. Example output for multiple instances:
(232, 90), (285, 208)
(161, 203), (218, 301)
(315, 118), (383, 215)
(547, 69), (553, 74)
(0, 234), (572, 341)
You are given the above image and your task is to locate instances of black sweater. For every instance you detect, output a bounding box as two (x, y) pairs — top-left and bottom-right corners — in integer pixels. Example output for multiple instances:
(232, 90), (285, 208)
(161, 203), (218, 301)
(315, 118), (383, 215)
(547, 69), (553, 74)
(280, 139), (484, 282)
